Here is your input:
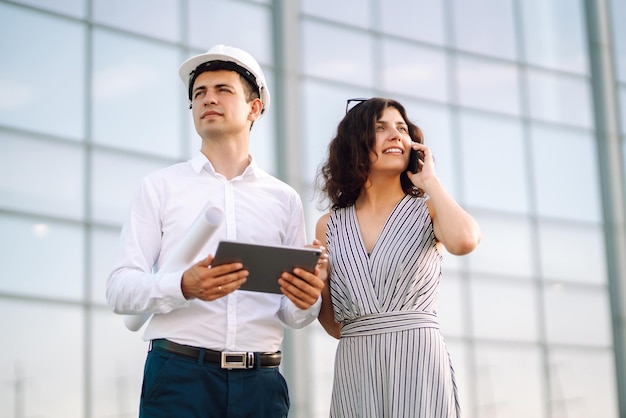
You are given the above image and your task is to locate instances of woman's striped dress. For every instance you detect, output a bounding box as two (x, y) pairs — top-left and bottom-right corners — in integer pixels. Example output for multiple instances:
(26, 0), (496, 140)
(326, 195), (460, 418)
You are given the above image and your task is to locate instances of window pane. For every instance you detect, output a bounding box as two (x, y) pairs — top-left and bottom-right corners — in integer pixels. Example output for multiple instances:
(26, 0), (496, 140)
(438, 273), (466, 337)
(538, 221), (607, 284)
(620, 86), (626, 135)
(0, 4), (86, 140)
(379, 0), (445, 45)
(403, 101), (457, 199)
(548, 348), (619, 418)
(301, 0), (370, 28)
(91, 150), (169, 225)
(91, 227), (122, 306)
(456, 56), (521, 116)
(527, 70), (593, 128)
(92, 29), (182, 159)
(471, 277), (539, 341)
(93, 0), (180, 42)
(467, 212), (534, 278)
(459, 112), (529, 213)
(187, 0), (273, 65)
(381, 39), (448, 103)
(90, 308), (148, 418)
(452, 0), (517, 60)
(544, 284), (612, 346)
(0, 131), (84, 219)
(0, 215), (84, 300)
(612, 0), (626, 82)
(0, 300), (83, 417)
(301, 80), (369, 184)
(10, 0), (85, 18)
(521, 0), (589, 74)
(301, 21), (374, 86)
(248, 70), (277, 176)
(475, 343), (546, 418)
(530, 125), (601, 222)
(309, 324), (339, 417)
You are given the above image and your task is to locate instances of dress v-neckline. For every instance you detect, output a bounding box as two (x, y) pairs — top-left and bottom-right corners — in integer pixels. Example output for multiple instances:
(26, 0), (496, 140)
(352, 195), (407, 257)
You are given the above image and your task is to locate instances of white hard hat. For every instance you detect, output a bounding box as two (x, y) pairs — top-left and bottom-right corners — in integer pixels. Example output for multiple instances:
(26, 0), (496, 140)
(179, 44), (270, 116)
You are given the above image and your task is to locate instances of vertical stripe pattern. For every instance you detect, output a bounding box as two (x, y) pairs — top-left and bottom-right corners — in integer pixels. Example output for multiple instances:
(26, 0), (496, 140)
(326, 196), (460, 417)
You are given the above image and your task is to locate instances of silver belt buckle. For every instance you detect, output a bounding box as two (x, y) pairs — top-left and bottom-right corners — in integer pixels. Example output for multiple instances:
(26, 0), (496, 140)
(221, 352), (254, 369)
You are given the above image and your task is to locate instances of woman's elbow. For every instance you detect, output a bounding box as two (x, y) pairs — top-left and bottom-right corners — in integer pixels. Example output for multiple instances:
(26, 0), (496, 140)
(446, 233), (481, 255)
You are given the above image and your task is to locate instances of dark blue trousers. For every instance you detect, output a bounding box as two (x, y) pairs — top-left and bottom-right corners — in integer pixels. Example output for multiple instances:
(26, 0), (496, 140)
(139, 347), (290, 418)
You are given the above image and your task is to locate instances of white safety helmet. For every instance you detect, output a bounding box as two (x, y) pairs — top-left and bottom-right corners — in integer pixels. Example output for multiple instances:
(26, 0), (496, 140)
(179, 44), (270, 117)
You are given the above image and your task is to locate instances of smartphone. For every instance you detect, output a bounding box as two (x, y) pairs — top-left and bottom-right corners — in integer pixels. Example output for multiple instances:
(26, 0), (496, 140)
(407, 147), (422, 173)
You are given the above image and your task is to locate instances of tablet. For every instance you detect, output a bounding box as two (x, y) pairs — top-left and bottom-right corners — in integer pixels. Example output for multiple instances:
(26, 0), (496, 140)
(212, 241), (322, 294)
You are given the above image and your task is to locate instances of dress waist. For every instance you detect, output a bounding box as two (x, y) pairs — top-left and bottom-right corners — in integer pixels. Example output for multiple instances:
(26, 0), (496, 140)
(340, 310), (439, 337)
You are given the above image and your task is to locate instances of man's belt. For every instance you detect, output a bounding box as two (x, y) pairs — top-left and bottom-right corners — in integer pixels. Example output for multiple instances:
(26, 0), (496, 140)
(151, 339), (281, 369)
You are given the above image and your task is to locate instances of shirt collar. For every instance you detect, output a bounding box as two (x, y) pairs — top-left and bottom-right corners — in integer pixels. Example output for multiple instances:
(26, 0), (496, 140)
(190, 151), (261, 179)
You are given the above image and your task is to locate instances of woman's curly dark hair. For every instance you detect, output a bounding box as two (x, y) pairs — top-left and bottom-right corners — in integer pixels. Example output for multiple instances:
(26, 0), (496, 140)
(317, 98), (424, 210)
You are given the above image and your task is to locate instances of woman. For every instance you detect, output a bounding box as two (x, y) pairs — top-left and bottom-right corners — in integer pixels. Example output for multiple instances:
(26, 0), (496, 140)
(315, 98), (481, 417)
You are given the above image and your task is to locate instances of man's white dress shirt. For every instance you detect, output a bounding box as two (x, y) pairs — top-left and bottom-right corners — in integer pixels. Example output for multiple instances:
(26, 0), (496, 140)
(107, 152), (321, 352)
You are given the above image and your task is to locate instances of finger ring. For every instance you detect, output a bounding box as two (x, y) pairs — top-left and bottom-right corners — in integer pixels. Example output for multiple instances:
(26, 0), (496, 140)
(218, 285), (222, 292)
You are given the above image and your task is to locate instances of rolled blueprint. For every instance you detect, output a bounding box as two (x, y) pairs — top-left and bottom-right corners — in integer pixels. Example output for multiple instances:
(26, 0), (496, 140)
(123, 206), (224, 331)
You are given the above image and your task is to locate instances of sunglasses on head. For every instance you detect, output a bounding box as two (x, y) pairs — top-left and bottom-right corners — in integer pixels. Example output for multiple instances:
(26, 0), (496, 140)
(345, 97), (369, 114)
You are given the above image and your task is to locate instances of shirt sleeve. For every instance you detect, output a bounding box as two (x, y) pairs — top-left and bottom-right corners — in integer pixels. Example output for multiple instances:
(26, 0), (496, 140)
(278, 295), (322, 329)
(105, 177), (189, 315)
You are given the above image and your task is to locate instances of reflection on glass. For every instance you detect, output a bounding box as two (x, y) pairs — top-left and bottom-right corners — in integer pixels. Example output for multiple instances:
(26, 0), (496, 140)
(402, 101), (457, 199)
(92, 29), (181, 159)
(0, 131), (84, 219)
(0, 300), (84, 417)
(470, 277), (539, 341)
(620, 87), (626, 135)
(474, 343), (546, 418)
(90, 309), (148, 418)
(309, 324), (339, 417)
(467, 212), (534, 278)
(0, 215), (85, 300)
(248, 70), (277, 176)
(459, 112), (528, 213)
(538, 221), (607, 284)
(379, 0), (445, 45)
(437, 273), (465, 337)
(91, 150), (169, 225)
(301, 0), (370, 28)
(9, 0), (85, 17)
(611, 0), (626, 82)
(91, 227), (123, 305)
(521, 0), (589, 74)
(452, 0), (517, 60)
(381, 40), (448, 103)
(301, 21), (374, 86)
(548, 348), (618, 418)
(187, 0), (273, 65)
(456, 56), (521, 116)
(527, 70), (593, 128)
(301, 80), (372, 184)
(544, 284), (612, 346)
(0, 4), (86, 140)
(530, 125), (601, 222)
(93, 0), (180, 41)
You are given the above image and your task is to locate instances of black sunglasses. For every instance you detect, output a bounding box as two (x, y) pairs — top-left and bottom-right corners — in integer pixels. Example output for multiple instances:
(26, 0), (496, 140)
(345, 97), (369, 114)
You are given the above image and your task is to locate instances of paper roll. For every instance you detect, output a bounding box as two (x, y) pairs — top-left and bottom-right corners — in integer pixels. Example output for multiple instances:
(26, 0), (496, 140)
(123, 206), (224, 331)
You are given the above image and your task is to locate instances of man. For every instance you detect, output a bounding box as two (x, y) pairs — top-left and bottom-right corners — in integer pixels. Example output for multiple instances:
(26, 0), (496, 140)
(106, 44), (324, 418)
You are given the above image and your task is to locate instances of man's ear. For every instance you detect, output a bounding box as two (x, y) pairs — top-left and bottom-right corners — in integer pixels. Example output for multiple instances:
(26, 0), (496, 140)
(248, 98), (264, 122)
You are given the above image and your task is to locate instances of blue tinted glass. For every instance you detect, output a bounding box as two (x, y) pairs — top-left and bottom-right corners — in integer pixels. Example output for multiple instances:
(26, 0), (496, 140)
(0, 4), (86, 140)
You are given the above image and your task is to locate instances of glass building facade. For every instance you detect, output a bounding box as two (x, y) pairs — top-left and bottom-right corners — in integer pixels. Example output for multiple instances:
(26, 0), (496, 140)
(0, 0), (625, 417)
